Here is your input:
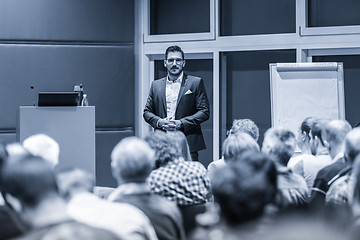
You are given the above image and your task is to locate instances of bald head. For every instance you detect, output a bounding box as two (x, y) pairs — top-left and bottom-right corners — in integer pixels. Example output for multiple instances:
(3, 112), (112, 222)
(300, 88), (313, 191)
(345, 128), (360, 164)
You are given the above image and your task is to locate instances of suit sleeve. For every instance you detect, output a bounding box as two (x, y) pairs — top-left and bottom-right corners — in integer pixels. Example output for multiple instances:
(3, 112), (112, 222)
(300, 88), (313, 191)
(180, 78), (210, 133)
(143, 82), (161, 129)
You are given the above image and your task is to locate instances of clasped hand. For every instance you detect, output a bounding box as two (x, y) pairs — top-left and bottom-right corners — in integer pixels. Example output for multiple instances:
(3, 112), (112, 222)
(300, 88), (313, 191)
(159, 119), (182, 131)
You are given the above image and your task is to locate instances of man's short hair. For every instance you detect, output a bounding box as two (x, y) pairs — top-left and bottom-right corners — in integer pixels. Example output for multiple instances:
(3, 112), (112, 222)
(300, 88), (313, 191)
(23, 134), (60, 167)
(222, 133), (259, 163)
(1, 155), (58, 207)
(145, 131), (182, 167)
(165, 45), (184, 60)
(228, 119), (260, 142)
(212, 151), (277, 225)
(300, 117), (316, 138)
(262, 127), (296, 166)
(323, 119), (352, 147)
(111, 137), (155, 183)
(344, 128), (360, 164)
(57, 168), (95, 201)
(310, 118), (330, 146)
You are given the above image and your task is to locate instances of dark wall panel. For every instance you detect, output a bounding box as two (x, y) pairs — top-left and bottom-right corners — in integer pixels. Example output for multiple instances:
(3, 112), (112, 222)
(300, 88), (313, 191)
(221, 0), (296, 36)
(0, 45), (134, 130)
(308, 0), (360, 27)
(314, 55), (360, 127)
(0, 133), (16, 144)
(223, 50), (296, 146)
(0, 0), (134, 42)
(150, 0), (210, 35)
(96, 130), (134, 187)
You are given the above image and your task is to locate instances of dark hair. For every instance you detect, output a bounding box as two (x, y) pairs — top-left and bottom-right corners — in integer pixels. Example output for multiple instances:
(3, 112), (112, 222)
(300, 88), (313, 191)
(212, 151), (277, 225)
(1, 155), (58, 207)
(310, 118), (330, 146)
(300, 117), (315, 137)
(0, 143), (8, 171)
(165, 45), (184, 60)
(145, 131), (182, 167)
(352, 155), (360, 204)
(0, 143), (8, 194)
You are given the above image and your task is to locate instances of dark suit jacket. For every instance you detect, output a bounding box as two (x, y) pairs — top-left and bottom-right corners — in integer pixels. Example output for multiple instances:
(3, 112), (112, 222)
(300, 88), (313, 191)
(143, 74), (210, 152)
(112, 192), (185, 240)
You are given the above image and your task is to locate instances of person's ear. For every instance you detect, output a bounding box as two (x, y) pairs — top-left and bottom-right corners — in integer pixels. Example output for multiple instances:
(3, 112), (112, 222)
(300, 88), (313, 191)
(164, 60), (167, 68)
(182, 59), (186, 68)
(4, 193), (22, 214)
(302, 131), (307, 142)
(323, 139), (330, 150)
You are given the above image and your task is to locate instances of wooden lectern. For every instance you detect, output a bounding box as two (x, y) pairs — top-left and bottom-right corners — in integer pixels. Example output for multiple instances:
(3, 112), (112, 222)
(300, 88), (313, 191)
(17, 106), (95, 177)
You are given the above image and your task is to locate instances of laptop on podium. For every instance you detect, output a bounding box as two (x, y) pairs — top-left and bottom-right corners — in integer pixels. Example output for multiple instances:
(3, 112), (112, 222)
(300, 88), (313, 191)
(38, 92), (79, 107)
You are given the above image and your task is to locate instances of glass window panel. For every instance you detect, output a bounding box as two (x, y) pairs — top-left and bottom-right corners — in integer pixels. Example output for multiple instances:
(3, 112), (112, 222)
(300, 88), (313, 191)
(220, 0), (295, 36)
(220, 50), (296, 150)
(313, 55), (360, 127)
(308, 0), (360, 27)
(155, 59), (213, 166)
(150, 0), (210, 35)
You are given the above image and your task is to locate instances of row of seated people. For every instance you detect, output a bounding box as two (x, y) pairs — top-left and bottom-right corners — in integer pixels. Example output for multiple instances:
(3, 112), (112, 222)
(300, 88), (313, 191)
(1, 116), (360, 239)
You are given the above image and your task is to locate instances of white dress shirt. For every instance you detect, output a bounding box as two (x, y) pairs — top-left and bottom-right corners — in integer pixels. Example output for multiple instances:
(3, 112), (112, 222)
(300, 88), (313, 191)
(165, 72), (183, 120)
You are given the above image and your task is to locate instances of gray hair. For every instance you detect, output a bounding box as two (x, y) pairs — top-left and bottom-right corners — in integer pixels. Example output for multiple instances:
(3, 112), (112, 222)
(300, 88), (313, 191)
(57, 168), (95, 201)
(229, 119), (260, 142)
(262, 127), (296, 166)
(23, 134), (60, 167)
(222, 132), (260, 163)
(111, 137), (155, 184)
(323, 119), (352, 147)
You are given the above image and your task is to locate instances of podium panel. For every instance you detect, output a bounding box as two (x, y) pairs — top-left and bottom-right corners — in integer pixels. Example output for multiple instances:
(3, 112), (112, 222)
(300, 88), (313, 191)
(17, 106), (95, 177)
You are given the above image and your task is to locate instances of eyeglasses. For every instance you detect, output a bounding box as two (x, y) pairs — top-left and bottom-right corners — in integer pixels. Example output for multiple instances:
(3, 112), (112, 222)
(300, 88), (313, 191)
(166, 58), (184, 65)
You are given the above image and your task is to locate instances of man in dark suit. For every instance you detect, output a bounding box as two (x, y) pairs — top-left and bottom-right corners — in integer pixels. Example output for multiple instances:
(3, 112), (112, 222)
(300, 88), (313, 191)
(143, 45), (210, 161)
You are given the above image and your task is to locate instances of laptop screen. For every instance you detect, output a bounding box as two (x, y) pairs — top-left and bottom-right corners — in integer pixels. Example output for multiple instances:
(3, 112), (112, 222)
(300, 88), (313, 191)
(38, 92), (79, 107)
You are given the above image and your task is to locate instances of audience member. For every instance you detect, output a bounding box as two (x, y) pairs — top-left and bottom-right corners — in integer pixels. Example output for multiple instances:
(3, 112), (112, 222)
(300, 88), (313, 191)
(109, 136), (185, 240)
(57, 168), (158, 240)
(146, 131), (211, 206)
(23, 134), (60, 167)
(311, 119), (352, 207)
(166, 131), (192, 161)
(227, 118), (260, 142)
(191, 151), (277, 240)
(287, 117), (315, 168)
(292, 118), (333, 192)
(0, 143), (27, 240)
(0, 154), (119, 240)
(207, 133), (259, 180)
(348, 155), (360, 240)
(326, 128), (360, 208)
(262, 127), (308, 208)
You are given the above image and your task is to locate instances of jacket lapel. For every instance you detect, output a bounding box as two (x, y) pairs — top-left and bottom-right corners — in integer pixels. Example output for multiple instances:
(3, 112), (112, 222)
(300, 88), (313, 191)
(159, 78), (167, 116)
(177, 73), (188, 106)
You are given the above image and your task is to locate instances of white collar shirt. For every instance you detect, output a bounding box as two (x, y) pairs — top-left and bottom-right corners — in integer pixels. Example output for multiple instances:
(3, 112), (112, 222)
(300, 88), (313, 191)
(165, 72), (183, 120)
